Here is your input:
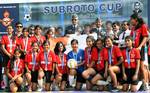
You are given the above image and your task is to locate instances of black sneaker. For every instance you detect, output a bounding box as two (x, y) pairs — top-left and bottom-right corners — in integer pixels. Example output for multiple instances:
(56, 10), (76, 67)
(139, 83), (145, 91)
(107, 83), (112, 91)
(17, 86), (23, 92)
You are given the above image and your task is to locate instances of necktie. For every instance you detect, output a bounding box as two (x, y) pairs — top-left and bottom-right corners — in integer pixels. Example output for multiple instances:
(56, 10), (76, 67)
(73, 25), (75, 32)
(122, 31), (126, 39)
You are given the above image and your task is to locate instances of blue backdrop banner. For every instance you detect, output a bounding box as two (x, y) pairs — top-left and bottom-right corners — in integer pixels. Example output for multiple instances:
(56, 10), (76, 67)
(0, 0), (148, 33)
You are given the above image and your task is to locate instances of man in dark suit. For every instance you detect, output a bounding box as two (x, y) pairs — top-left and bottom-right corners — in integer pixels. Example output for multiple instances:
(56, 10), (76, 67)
(90, 18), (105, 39)
(65, 14), (82, 36)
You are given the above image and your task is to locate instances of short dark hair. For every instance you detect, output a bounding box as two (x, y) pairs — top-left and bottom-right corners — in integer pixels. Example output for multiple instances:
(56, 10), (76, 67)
(15, 22), (23, 26)
(104, 36), (113, 42)
(42, 40), (50, 46)
(22, 27), (29, 32)
(125, 36), (133, 41)
(122, 20), (130, 26)
(95, 17), (102, 22)
(31, 42), (40, 47)
(86, 36), (95, 43)
(93, 38), (104, 52)
(35, 25), (42, 30)
(112, 21), (120, 27)
(105, 20), (112, 26)
(71, 39), (78, 45)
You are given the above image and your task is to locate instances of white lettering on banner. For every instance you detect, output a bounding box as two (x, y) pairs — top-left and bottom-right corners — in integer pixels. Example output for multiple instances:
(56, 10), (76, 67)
(43, 2), (122, 14)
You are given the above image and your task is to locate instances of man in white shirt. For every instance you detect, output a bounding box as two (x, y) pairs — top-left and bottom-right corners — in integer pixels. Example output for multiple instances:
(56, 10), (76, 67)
(118, 21), (131, 48)
(105, 21), (114, 38)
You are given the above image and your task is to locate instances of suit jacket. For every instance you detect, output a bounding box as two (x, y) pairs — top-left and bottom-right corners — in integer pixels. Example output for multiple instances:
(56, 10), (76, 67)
(65, 25), (82, 35)
(90, 27), (105, 39)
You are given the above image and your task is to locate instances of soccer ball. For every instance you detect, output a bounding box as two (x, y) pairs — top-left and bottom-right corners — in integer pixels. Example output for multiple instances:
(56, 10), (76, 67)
(24, 14), (31, 21)
(67, 59), (77, 69)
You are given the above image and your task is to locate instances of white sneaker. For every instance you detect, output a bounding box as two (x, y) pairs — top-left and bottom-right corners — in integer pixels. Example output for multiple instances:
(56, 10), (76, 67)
(1, 81), (5, 89)
(144, 83), (149, 90)
(72, 78), (76, 87)
(55, 86), (60, 91)
(82, 84), (86, 89)
(106, 76), (111, 82)
(137, 81), (143, 91)
(37, 87), (43, 92)
(96, 80), (109, 85)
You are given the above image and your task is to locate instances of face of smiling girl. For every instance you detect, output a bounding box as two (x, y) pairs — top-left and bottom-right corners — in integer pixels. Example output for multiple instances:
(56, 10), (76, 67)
(105, 38), (113, 48)
(43, 42), (50, 52)
(58, 43), (64, 53)
(71, 41), (78, 52)
(86, 38), (94, 48)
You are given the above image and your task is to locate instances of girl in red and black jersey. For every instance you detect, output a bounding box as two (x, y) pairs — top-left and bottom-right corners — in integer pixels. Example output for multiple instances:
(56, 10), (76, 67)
(24, 42), (40, 91)
(38, 40), (56, 91)
(104, 36), (123, 91)
(18, 28), (32, 59)
(130, 13), (149, 90)
(82, 36), (95, 90)
(30, 25), (46, 51)
(54, 41), (68, 90)
(89, 38), (108, 90)
(6, 49), (24, 92)
(122, 36), (140, 92)
(1, 25), (19, 89)
(1, 25), (19, 66)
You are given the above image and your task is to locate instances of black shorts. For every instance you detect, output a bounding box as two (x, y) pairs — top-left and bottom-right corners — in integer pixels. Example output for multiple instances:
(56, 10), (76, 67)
(148, 55), (150, 63)
(122, 68), (138, 85)
(31, 70), (38, 83)
(76, 73), (85, 83)
(20, 51), (26, 60)
(116, 64), (123, 82)
(62, 73), (68, 81)
(140, 46), (145, 61)
(96, 69), (105, 79)
(44, 71), (52, 83)
(2, 55), (9, 67)
(148, 55), (150, 69)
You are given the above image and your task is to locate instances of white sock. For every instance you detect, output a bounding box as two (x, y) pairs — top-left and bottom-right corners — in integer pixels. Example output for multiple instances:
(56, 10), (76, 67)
(69, 75), (74, 86)
(146, 83), (149, 89)
(3, 74), (8, 87)
(137, 81), (143, 91)
(38, 79), (43, 88)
